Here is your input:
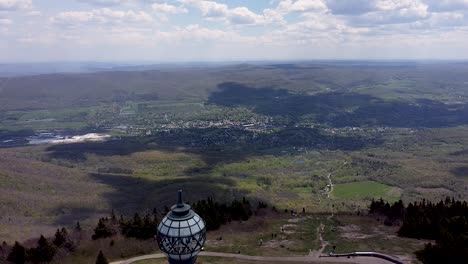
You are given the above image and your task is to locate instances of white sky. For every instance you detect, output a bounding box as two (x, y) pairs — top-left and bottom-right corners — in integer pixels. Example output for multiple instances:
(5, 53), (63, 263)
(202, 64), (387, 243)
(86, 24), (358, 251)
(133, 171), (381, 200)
(1, 0), (468, 62)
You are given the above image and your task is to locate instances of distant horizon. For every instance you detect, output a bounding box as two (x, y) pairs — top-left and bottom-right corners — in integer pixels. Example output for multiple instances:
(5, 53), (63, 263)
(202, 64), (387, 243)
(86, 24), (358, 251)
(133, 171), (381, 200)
(2, 58), (467, 78)
(2, 58), (468, 64)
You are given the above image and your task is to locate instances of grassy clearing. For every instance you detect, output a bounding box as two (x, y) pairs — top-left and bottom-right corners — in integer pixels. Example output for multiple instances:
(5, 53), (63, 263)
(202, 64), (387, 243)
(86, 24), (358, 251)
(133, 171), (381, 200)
(332, 181), (401, 202)
(323, 215), (425, 263)
(204, 211), (325, 257)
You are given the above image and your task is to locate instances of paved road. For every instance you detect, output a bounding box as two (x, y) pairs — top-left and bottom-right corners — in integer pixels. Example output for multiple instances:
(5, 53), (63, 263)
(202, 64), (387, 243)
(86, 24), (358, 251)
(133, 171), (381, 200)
(110, 251), (403, 264)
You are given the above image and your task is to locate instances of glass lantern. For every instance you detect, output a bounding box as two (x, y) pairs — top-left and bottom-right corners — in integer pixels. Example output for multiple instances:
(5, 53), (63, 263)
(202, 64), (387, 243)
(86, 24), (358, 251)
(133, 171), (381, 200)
(157, 190), (206, 264)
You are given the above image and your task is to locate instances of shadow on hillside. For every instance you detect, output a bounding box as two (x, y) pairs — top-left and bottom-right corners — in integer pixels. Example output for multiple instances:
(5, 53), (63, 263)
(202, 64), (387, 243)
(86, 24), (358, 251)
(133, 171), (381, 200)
(46, 137), (150, 161)
(45, 126), (380, 172)
(52, 207), (104, 226)
(208, 82), (468, 128)
(451, 166), (468, 178)
(51, 174), (241, 225)
(449, 149), (468, 156)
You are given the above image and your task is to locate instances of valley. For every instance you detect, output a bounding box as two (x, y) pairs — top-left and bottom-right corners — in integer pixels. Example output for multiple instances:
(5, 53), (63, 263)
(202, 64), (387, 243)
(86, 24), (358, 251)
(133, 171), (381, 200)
(1, 62), (468, 263)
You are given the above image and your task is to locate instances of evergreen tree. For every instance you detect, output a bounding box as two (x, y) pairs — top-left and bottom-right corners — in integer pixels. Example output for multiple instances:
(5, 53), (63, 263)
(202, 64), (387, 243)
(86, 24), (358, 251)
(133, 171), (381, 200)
(53, 228), (67, 247)
(120, 213), (158, 239)
(191, 197), (253, 230)
(28, 235), (56, 263)
(7, 242), (26, 264)
(92, 219), (115, 240)
(75, 221), (82, 232)
(110, 210), (117, 224)
(95, 251), (109, 264)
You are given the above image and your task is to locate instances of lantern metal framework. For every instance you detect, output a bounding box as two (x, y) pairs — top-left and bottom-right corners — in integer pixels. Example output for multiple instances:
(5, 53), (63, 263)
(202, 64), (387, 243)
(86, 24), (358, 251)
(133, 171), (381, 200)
(157, 190), (206, 264)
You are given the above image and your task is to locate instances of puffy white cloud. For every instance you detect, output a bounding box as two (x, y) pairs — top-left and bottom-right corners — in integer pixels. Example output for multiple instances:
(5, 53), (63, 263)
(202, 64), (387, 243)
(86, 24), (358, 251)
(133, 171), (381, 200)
(181, 0), (228, 17)
(180, 0), (268, 25)
(51, 8), (154, 27)
(0, 0), (31, 10)
(152, 3), (188, 14)
(277, 0), (327, 13)
(228, 7), (264, 24)
(263, 0), (327, 27)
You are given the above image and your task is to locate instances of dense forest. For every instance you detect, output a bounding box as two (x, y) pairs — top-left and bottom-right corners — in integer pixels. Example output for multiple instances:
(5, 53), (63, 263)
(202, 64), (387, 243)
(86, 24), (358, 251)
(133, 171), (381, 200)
(370, 198), (468, 264)
(192, 197), (254, 231)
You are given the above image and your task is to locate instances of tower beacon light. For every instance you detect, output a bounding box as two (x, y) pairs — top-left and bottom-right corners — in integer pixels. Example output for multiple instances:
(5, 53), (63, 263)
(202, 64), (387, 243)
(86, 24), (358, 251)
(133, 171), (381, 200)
(157, 190), (206, 264)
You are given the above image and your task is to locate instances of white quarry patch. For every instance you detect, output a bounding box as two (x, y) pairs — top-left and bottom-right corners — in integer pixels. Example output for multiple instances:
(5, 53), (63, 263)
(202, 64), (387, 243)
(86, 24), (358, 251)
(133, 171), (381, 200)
(50, 133), (111, 144)
(28, 133), (111, 145)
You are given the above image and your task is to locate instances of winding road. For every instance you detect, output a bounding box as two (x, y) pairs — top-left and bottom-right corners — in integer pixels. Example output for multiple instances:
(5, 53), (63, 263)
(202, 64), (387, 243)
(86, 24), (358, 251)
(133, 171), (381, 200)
(110, 251), (404, 264)
(326, 172), (333, 199)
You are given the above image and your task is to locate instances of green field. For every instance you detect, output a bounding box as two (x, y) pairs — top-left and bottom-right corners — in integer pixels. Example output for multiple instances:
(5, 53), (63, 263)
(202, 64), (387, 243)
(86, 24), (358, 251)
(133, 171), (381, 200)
(332, 181), (401, 202)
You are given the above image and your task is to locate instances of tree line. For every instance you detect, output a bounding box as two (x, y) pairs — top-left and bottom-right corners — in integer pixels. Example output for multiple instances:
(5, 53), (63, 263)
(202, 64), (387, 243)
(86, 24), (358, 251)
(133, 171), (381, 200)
(91, 197), (255, 241)
(1, 197), (259, 263)
(92, 209), (159, 240)
(5, 228), (75, 264)
(191, 197), (253, 231)
(369, 197), (468, 264)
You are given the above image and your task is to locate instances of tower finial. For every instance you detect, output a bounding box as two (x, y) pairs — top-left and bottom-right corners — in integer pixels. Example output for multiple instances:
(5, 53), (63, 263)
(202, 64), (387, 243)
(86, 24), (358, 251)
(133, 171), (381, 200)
(177, 190), (183, 207)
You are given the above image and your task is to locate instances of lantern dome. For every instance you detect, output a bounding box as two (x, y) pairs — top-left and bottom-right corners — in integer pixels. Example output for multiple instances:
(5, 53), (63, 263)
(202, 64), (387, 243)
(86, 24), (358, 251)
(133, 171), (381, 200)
(157, 190), (206, 264)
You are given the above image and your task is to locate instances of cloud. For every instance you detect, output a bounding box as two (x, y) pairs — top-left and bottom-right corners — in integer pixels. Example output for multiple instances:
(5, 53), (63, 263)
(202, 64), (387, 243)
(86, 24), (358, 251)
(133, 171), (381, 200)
(277, 0), (327, 13)
(410, 11), (466, 29)
(373, 0), (429, 24)
(159, 24), (246, 42)
(325, 0), (430, 24)
(269, 11), (372, 46)
(263, 0), (327, 27)
(152, 3), (188, 14)
(325, 0), (376, 15)
(0, 0), (31, 10)
(424, 0), (468, 12)
(77, 0), (128, 6)
(3, 0), (468, 61)
(51, 8), (154, 28)
(180, 0), (268, 25)
(0, 17), (12, 25)
(228, 7), (265, 24)
(335, 0), (430, 26)
(182, 0), (228, 17)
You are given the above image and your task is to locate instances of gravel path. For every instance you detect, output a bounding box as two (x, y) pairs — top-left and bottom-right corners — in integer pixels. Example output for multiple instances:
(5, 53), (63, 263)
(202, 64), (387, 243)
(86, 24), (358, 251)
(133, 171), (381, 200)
(110, 251), (401, 264)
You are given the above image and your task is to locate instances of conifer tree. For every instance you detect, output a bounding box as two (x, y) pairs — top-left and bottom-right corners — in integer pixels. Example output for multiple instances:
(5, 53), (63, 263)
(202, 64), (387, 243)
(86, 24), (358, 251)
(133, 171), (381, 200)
(92, 219), (114, 240)
(53, 228), (67, 247)
(7, 242), (26, 264)
(28, 235), (56, 263)
(95, 251), (109, 264)
(75, 221), (82, 232)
